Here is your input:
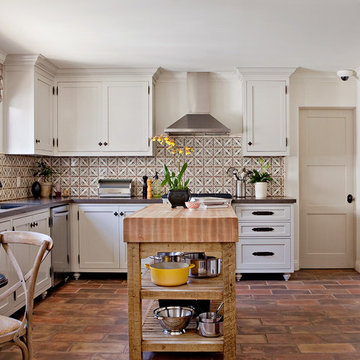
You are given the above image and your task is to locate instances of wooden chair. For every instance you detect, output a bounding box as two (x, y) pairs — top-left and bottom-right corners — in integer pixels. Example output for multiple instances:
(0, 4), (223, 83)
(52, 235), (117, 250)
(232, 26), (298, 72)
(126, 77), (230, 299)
(0, 231), (53, 360)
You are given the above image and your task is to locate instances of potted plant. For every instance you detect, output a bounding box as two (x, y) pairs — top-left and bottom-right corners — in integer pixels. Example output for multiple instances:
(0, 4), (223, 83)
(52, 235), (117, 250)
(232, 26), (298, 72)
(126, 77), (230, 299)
(33, 161), (56, 198)
(152, 135), (194, 208)
(249, 158), (273, 198)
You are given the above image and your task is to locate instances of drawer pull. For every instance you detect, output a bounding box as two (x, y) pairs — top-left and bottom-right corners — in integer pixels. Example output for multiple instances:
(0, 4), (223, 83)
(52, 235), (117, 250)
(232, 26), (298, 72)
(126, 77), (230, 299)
(252, 227), (274, 232)
(252, 211), (274, 216)
(252, 251), (274, 257)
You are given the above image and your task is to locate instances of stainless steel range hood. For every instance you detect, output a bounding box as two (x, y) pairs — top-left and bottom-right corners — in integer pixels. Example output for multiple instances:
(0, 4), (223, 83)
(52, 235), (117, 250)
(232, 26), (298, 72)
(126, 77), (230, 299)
(164, 72), (230, 135)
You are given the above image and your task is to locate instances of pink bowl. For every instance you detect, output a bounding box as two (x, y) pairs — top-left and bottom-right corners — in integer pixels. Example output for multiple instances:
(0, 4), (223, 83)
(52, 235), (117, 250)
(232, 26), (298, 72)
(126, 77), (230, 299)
(185, 201), (200, 209)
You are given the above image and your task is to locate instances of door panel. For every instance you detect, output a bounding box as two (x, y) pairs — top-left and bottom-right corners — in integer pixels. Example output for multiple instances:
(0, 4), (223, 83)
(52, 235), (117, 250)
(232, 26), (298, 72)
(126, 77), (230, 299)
(0, 221), (12, 315)
(57, 82), (102, 152)
(300, 109), (354, 268)
(104, 82), (149, 153)
(79, 206), (120, 269)
(35, 74), (53, 152)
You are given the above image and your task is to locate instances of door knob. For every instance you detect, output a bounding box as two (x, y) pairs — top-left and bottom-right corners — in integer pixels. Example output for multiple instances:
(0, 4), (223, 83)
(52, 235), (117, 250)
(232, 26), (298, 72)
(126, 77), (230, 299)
(347, 194), (354, 203)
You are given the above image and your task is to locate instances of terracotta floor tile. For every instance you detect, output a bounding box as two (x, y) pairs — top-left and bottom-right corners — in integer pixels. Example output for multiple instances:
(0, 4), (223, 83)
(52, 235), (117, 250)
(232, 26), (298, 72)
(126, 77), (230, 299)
(70, 342), (126, 353)
(3, 269), (360, 360)
(298, 343), (356, 353)
(236, 334), (267, 343)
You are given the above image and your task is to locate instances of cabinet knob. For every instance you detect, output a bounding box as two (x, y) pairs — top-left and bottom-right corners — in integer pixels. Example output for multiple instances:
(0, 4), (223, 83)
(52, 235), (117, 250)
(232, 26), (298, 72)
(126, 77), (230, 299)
(35, 222), (38, 227)
(35, 139), (40, 144)
(30, 223), (33, 228)
(248, 141), (252, 146)
(98, 142), (103, 146)
(104, 142), (108, 146)
(114, 212), (118, 216)
(120, 212), (124, 216)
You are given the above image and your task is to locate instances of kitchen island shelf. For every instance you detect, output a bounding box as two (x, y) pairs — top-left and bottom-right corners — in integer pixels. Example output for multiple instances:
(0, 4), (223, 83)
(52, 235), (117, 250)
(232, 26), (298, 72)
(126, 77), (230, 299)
(141, 271), (224, 300)
(142, 300), (224, 352)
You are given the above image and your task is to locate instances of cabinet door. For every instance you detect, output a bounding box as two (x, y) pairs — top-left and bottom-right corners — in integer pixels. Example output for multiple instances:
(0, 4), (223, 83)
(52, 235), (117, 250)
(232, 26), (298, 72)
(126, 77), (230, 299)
(35, 73), (54, 153)
(0, 221), (12, 315)
(57, 82), (102, 152)
(119, 205), (147, 270)
(78, 206), (120, 269)
(244, 80), (287, 156)
(11, 216), (32, 309)
(104, 82), (150, 153)
(31, 213), (51, 296)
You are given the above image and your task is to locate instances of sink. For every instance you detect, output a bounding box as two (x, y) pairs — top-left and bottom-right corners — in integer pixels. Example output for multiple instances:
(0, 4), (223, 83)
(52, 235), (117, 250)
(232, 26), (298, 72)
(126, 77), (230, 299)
(0, 204), (30, 212)
(0, 204), (25, 210)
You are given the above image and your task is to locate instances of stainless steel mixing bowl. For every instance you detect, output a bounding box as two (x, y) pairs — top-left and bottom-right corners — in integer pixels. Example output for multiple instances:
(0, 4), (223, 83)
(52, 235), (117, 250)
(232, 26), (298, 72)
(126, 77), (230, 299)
(153, 306), (195, 335)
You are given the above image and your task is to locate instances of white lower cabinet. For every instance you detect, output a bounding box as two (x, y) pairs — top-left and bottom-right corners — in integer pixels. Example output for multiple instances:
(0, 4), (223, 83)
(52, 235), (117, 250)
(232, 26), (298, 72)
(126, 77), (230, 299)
(0, 220), (12, 315)
(234, 204), (294, 281)
(75, 204), (147, 273)
(0, 209), (51, 316)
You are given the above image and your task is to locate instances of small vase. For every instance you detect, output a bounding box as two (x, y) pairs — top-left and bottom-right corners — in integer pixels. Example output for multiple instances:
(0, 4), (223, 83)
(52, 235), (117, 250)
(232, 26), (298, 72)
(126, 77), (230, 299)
(40, 182), (52, 198)
(31, 181), (41, 199)
(255, 182), (267, 198)
(167, 189), (191, 208)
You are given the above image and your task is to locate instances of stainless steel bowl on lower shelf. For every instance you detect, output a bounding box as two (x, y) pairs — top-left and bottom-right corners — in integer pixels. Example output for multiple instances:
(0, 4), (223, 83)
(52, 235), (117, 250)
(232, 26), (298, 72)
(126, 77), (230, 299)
(153, 306), (195, 335)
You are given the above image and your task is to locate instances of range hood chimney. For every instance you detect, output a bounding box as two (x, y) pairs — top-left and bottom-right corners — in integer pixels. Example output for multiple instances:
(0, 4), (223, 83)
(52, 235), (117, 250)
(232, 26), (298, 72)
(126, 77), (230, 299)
(164, 72), (230, 135)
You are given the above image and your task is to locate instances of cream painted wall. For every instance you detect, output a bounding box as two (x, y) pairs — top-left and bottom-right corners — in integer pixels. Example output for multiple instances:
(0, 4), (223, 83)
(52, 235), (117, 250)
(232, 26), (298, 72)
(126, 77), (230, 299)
(0, 51), (6, 154)
(288, 69), (357, 270)
(154, 71), (242, 135)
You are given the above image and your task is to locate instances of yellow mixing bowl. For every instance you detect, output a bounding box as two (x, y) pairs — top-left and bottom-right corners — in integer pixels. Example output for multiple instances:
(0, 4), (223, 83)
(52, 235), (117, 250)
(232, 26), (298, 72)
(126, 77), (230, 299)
(145, 262), (195, 286)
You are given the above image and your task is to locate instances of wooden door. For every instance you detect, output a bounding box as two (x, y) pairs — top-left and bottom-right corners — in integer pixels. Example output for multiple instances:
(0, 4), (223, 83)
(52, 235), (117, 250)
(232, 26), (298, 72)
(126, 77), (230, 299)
(57, 82), (102, 152)
(35, 73), (54, 154)
(243, 80), (288, 155)
(103, 81), (150, 153)
(300, 108), (355, 268)
(0, 220), (12, 316)
(78, 206), (120, 269)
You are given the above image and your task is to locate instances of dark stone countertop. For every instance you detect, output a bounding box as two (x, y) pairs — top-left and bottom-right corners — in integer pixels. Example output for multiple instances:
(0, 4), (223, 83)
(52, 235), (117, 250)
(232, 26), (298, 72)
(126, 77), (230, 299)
(0, 196), (296, 219)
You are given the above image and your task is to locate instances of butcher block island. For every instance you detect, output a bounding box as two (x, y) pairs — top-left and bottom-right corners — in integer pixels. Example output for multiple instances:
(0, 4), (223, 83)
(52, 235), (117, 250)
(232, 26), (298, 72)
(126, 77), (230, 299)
(124, 204), (239, 360)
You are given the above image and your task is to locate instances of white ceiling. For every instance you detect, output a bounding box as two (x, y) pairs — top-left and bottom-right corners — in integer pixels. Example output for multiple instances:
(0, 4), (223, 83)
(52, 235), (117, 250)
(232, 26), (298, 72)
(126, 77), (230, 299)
(0, 0), (359, 71)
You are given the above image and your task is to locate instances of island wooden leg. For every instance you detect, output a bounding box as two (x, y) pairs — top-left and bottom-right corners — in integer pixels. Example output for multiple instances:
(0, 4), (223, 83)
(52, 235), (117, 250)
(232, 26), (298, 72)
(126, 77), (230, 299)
(127, 243), (142, 360)
(222, 243), (236, 360)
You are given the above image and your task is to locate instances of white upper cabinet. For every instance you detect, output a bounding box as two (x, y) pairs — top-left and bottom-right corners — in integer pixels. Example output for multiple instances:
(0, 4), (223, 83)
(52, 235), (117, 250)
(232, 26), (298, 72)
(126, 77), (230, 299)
(4, 55), (57, 155)
(57, 82), (102, 152)
(54, 69), (158, 156)
(104, 81), (150, 154)
(238, 68), (295, 156)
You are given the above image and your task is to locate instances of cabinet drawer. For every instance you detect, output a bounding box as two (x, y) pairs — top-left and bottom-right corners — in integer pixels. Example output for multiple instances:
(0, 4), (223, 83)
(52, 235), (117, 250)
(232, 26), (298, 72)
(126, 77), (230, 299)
(237, 241), (290, 269)
(239, 222), (290, 237)
(235, 206), (291, 221)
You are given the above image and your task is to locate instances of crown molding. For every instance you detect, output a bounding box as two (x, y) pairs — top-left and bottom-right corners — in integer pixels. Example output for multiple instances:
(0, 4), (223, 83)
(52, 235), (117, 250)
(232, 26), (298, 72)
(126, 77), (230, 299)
(236, 67), (297, 79)
(56, 66), (160, 78)
(4, 54), (58, 76)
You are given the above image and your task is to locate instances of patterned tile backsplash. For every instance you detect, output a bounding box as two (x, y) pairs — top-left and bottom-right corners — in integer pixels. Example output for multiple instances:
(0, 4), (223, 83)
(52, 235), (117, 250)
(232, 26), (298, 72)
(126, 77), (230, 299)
(0, 136), (285, 201)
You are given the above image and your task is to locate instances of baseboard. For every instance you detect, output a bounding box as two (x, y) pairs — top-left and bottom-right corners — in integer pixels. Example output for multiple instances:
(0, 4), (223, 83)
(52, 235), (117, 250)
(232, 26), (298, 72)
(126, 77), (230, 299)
(355, 261), (360, 273)
(294, 260), (300, 271)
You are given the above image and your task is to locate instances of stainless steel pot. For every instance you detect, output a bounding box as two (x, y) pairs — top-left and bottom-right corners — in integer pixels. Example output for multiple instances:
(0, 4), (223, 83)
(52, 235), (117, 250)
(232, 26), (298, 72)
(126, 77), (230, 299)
(184, 253), (221, 277)
(206, 256), (222, 277)
(151, 252), (185, 263)
(197, 312), (223, 337)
